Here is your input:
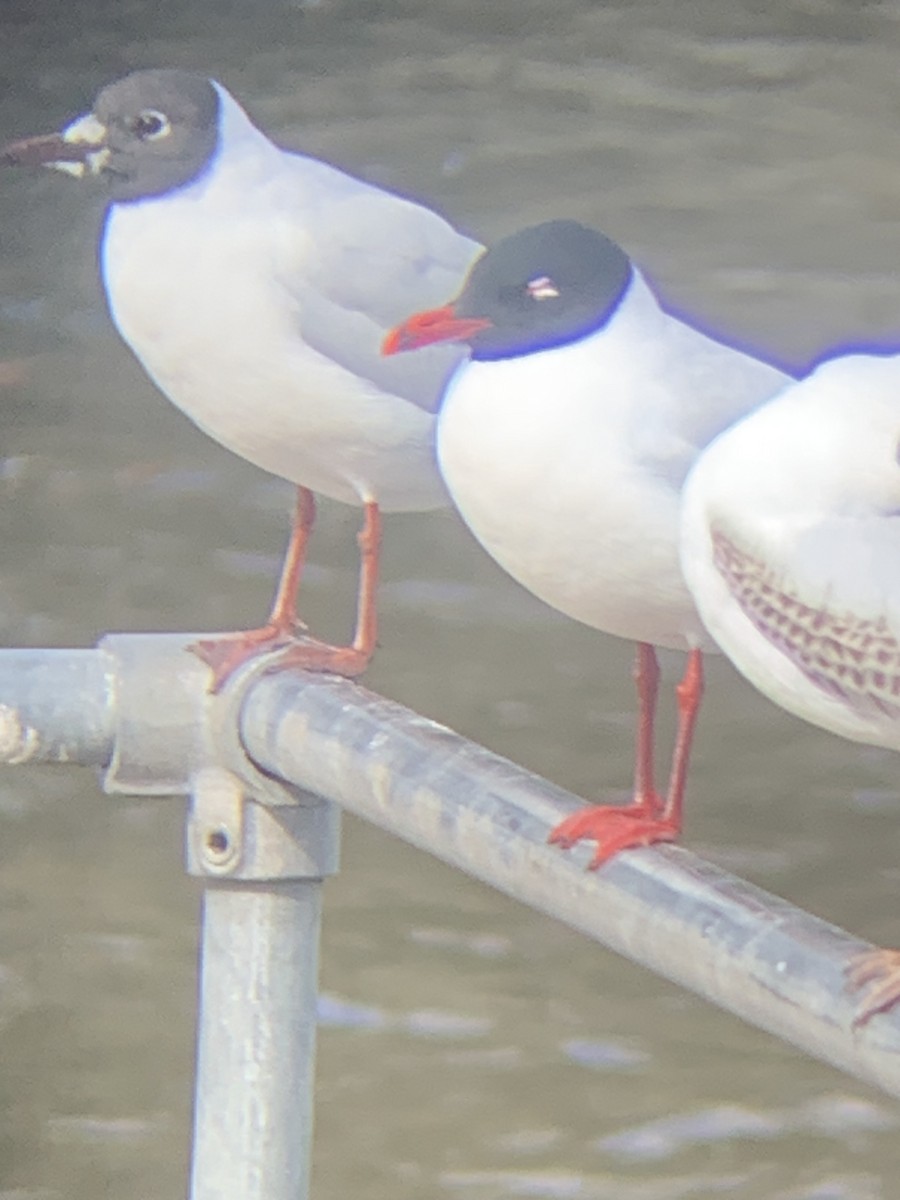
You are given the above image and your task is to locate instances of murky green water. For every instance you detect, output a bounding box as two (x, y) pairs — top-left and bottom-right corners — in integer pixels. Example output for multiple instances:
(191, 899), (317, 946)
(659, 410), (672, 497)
(2, 2), (900, 1196)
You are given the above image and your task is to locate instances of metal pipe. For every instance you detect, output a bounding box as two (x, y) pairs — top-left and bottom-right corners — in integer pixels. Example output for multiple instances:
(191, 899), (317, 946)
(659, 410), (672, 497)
(0, 648), (114, 765)
(0, 643), (897, 1097)
(185, 750), (340, 1200)
(240, 670), (900, 1098)
(189, 879), (323, 1200)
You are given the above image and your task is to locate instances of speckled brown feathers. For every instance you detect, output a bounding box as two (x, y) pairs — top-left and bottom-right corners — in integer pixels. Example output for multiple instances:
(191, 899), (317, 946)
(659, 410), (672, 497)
(711, 526), (900, 716)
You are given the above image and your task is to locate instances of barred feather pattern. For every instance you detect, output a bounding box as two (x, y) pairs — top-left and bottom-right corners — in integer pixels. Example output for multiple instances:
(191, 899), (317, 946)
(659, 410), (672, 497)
(711, 527), (900, 717)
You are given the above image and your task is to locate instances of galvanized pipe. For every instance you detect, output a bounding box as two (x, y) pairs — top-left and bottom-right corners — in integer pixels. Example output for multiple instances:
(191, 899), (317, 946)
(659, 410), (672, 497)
(0, 642), (897, 1100)
(0, 648), (115, 765)
(240, 670), (900, 1098)
(189, 879), (324, 1200)
(184, 741), (340, 1200)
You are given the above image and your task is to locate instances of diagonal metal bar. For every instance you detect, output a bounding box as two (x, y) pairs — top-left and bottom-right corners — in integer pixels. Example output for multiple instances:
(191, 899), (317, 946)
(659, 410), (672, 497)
(239, 669), (900, 1095)
(0, 640), (896, 1099)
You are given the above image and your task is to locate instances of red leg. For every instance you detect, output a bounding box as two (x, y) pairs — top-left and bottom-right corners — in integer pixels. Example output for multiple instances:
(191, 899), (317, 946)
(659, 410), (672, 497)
(549, 642), (664, 860)
(190, 486), (316, 689)
(661, 648), (704, 830)
(846, 949), (900, 1026)
(269, 499), (382, 678)
(634, 642), (662, 809)
(549, 647), (704, 869)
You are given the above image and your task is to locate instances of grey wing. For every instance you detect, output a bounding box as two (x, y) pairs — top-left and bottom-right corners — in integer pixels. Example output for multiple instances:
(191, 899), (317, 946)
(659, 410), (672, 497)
(282, 171), (483, 412)
(629, 306), (792, 493)
(670, 328), (792, 457)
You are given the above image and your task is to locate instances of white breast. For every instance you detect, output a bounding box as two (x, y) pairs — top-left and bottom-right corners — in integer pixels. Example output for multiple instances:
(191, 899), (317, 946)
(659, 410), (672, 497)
(100, 114), (451, 512)
(438, 278), (788, 650)
(439, 346), (695, 647)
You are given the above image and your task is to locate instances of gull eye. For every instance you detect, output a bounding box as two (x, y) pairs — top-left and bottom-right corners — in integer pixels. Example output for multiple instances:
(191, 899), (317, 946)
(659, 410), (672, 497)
(131, 110), (171, 141)
(526, 275), (561, 300)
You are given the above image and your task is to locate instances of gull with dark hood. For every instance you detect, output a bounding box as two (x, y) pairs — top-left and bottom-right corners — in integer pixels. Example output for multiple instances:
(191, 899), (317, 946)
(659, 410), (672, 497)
(3, 68), (481, 689)
(385, 219), (790, 867)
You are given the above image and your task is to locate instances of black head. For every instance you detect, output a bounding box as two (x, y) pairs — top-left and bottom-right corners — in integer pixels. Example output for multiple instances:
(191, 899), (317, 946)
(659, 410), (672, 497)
(90, 69), (220, 202)
(455, 220), (633, 361)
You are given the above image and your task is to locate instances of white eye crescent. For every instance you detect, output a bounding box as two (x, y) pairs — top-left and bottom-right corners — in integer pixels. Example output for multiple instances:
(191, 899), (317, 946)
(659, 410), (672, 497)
(131, 109), (171, 141)
(527, 275), (560, 300)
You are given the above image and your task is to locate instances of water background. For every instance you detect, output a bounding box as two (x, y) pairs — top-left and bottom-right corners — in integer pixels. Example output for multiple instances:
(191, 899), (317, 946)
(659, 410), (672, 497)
(2, 2), (900, 1196)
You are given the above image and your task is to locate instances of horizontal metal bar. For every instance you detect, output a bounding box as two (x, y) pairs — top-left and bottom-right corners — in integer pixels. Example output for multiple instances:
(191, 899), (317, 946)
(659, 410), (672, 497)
(240, 670), (900, 1097)
(0, 648), (115, 766)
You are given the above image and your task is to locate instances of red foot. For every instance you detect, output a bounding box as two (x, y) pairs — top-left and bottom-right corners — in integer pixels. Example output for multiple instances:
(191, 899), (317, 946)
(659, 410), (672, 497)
(189, 622), (303, 693)
(845, 948), (900, 1027)
(190, 625), (374, 695)
(548, 798), (678, 869)
(267, 639), (372, 680)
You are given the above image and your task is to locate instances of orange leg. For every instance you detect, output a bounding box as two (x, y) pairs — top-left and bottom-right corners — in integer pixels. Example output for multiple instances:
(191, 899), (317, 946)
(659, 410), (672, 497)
(191, 486), (316, 689)
(191, 491), (382, 692)
(634, 642), (662, 810)
(267, 499), (382, 678)
(267, 486), (316, 631)
(549, 648), (704, 869)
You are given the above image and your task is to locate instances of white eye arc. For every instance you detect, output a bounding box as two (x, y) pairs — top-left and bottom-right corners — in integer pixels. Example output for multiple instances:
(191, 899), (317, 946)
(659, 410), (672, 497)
(132, 109), (171, 141)
(527, 275), (561, 300)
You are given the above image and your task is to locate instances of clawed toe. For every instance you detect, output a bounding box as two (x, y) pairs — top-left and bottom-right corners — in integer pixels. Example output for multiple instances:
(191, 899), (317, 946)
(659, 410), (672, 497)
(846, 949), (900, 1026)
(549, 800), (677, 869)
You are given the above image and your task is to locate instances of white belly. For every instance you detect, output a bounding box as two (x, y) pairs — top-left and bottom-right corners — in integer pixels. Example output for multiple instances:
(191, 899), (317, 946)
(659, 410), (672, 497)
(437, 354), (714, 651)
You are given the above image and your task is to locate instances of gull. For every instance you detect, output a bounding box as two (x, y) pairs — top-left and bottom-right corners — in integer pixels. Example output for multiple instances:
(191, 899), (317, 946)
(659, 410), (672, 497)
(2, 68), (480, 689)
(384, 219), (789, 865)
(680, 349), (900, 1022)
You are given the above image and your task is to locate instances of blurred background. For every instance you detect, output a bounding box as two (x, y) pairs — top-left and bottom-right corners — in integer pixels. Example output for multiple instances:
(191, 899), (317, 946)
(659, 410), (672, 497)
(2, 1), (900, 1196)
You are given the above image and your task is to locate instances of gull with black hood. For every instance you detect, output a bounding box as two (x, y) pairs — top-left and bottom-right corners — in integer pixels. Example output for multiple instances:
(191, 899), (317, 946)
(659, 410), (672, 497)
(386, 219), (790, 866)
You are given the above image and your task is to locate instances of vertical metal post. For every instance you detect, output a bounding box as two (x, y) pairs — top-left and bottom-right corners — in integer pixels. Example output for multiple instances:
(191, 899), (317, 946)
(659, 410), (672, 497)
(186, 767), (340, 1200)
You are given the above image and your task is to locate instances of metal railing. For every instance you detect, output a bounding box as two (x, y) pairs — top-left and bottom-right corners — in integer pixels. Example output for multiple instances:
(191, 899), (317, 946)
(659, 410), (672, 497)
(0, 632), (897, 1200)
